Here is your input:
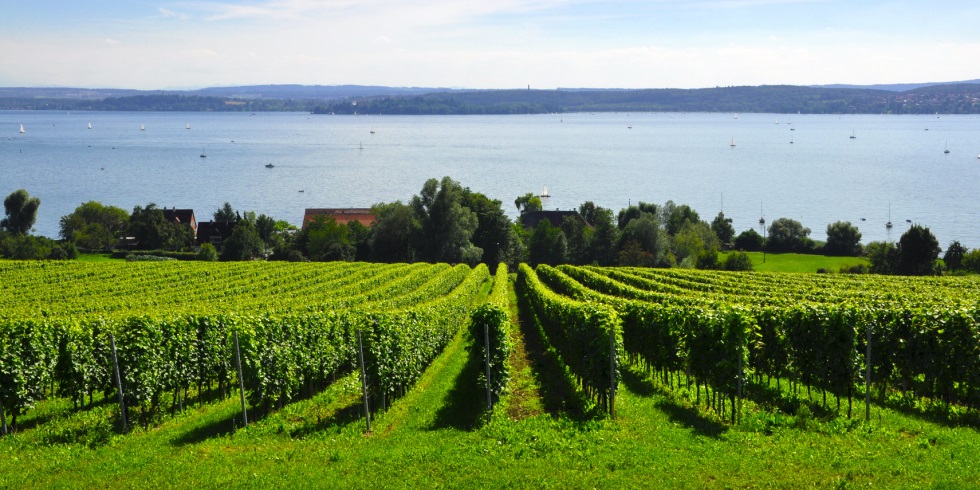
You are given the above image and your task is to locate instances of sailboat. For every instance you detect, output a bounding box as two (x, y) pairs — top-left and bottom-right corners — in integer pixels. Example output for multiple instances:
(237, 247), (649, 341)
(730, 137), (736, 147)
(790, 133), (794, 144)
(186, 123), (191, 130)
(944, 140), (950, 154)
(141, 123), (145, 131)
(19, 124), (25, 134)
(200, 148), (207, 158)
(87, 122), (92, 130)
(359, 141), (364, 150)
(540, 186), (550, 198)
(886, 203), (893, 229)
(370, 126), (376, 134)
(849, 129), (856, 139)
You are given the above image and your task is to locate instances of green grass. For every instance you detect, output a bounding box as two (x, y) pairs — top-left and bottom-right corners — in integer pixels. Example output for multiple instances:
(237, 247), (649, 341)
(75, 253), (119, 262)
(722, 251), (869, 273)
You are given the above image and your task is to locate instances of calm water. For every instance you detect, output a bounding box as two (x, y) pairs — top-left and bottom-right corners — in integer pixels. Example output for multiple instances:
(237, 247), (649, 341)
(2, 110), (979, 248)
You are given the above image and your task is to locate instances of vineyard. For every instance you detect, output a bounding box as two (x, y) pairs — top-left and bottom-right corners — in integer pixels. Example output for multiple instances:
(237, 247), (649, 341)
(520, 264), (980, 422)
(0, 261), (491, 432)
(2, 261), (980, 486)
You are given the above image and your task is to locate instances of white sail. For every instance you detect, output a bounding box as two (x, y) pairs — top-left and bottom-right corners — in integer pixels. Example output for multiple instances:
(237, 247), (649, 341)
(19, 124), (25, 134)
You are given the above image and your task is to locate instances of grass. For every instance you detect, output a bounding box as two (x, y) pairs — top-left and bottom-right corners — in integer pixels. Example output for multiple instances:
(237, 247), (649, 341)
(75, 253), (119, 263)
(2, 276), (978, 488)
(722, 251), (869, 273)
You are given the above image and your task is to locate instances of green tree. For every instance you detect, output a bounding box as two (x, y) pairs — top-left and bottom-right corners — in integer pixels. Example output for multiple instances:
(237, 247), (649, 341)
(961, 249), (980, 273)
(369, 201), (419, 263)
(724, 251), (754, 271)
(587, 206), (619, 266)
(578, 201), (600, 225)
(711, 211), (735, 245)
(411, 177), (480, 264)
(527, 219), (567, 266)
(673, 220), (720, 269)
(943, 240), (967, 270)
(734, 229), (765, 251)
(463, 189), (515, 266)
(617, 201), (658, 229)
(514, 192), (543, 217)
(866, 241), (898, 274)
(297, 215), (354, 262)
(767, 218), (812, 253)
(561, 215), (590, 265)
(618, 212), (669, 266)
(128, 203), (193, 251)
(824, 221), (862, 256)
(221, 217), (264, 261)
(59, 201), (130, 251)
(896, 224), (940, 275)
(2, 189), (40, 235)
(660, 201), (700, 236)
(213, 202), (237, 223)
(197, 243), (219, 261)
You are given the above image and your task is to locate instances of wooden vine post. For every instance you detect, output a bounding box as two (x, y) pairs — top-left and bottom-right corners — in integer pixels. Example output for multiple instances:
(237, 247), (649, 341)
(234, 331), (248, 428)
(609, 324), (617, 419)
(109, 334), (128, 433)
(865, 322), (872, 422)
(357, 330), (372, 433)
(484, 322), (493, 421)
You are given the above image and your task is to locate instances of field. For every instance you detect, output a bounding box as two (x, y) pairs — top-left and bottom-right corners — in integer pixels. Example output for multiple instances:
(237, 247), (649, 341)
(2, 261), (979, 487)
(720, 251), (869, 273)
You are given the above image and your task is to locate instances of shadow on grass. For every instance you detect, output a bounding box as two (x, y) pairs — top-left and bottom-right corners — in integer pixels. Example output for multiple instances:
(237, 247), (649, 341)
(619, 366), (727, 438)
(170, 410), (240, 445)
(431, 337), (492, 431)
(516, 295), (592, 421)
(878, 394), (980, 432)
(288, 401), (366, 439)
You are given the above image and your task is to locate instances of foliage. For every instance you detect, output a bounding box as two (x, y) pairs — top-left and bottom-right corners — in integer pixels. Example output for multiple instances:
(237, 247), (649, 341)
(943, 241), (967, 271)
(297, 215), (354, 262)
(2, 189), (41, 235)
(734, 228), (765, 252)
(673, 220), (720, 269)
(823, 221), (862, 256)
(723, 251), (754, 271)
(619, 212), (669, 266)
(221, 218), (264, 261)
(463, 189), (516, 266)
(711, 211), (736, 245)
(128, 204), (193, 252)
(660, 201), (700, 236)
(527, 219), (567, 266)
(617, 202), (658, 229)
(59, 201), (130, 251)
(412, 177), (481, 264)
(514, 193), (543, 217)
(197, 243), (219, 262)
(0, 234), (76, 260)
(767, 218), (813, 253)
(866, 241), (899, 274)
(469, 264), (513, 406)
(369, 201), (419, 263)
(897, 225), (941, 275)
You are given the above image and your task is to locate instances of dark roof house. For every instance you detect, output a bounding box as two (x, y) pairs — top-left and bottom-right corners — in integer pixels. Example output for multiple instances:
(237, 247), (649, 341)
(196, 220), (236, 247)
(303, 208), (376, 228)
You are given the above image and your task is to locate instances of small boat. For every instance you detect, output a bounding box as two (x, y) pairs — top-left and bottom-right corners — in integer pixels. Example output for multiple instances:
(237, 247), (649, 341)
(944, 140), (950, 154)
(186, 123), (191, 130)
(886, 203), (893, 229)
(200, 148), (207, 158)
(849, 129), (856, 139)
(370, 126), (376, 134)
(790, 134), (794, 144)
(141, 123), (145, 131)
(265, 163), (275, 168)
(87, 122), (92, 129)
(19, 124), (24, 134)
(540, 186), (550, 198)
(359, 141), (364, 150)
(730, 137), (736, 147)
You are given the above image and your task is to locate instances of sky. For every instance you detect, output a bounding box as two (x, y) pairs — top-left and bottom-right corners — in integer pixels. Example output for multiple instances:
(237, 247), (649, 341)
(1, 0), (978, 90)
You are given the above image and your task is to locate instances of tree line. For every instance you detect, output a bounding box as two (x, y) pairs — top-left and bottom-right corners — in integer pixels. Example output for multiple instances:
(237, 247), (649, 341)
(3, 183), (979, 276)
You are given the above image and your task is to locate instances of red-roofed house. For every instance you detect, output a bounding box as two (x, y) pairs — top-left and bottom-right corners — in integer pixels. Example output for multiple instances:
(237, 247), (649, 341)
(161, 208), (198, 239)
(303, 208), (376, 228)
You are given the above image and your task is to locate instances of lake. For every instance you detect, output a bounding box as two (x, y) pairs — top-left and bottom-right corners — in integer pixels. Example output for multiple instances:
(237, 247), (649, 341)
(3, 110), (979, 249)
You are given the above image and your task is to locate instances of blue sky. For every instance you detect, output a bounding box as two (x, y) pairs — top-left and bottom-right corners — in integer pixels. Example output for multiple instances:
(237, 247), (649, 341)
(1, 0), (977, 89)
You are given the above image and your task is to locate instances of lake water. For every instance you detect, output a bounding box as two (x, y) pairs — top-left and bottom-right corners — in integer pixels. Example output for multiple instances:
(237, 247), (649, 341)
(3, 110), (979, 249)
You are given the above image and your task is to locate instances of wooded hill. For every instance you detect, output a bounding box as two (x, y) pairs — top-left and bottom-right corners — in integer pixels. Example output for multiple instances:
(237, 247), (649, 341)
(3, 83), (980, 114)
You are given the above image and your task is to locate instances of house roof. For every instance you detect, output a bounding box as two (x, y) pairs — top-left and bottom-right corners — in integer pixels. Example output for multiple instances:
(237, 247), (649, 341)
(162, 208), (196, 226)
(520, 210), (591, 229)
(303, 208), (376, 227)
(196, 220), (236, 245)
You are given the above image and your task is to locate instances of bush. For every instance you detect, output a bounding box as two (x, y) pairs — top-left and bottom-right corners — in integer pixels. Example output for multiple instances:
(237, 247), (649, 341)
(962, 249), (980, 273)
(197, 243), (219, 261)
(839, 263), (868, 274)
(734, 229), (764, 252)
(723, 251), (753, 271)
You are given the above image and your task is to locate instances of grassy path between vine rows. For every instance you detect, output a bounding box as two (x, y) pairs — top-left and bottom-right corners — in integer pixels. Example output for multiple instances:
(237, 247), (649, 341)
(3, 276), (980, 487)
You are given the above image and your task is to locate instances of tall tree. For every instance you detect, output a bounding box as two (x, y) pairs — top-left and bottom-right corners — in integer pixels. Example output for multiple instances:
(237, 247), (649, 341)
(463, 188), (515, 266)
(767, 218), (812, 253)
(897, 224), (940, 275)
(59, 201), (129, 251)
(128, 203), (193, 251)
(514, 192), (543, 217)
(213, 202), (237, 223)
(943, 240), (967, 270)
(369, 201), (419, 263)
(588, 206), (620, 266)
(297, 215), (354, 262)
(660, 201), (700, 236)
(824, 221), (863, 256)
(411, 177), (480, 264)
(2, 189), (40, 235)
(710, 211), (735, 245)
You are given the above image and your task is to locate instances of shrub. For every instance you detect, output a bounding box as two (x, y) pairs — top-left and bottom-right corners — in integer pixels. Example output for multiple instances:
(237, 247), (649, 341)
(723, 251), (753, 271)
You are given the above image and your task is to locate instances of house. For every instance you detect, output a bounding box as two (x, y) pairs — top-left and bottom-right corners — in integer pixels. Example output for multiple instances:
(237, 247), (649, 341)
(196, 220), (236, 247)
(519, 210), (591, 229)
(303, 208), (376, 228)
(161, 208), (198, 239)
